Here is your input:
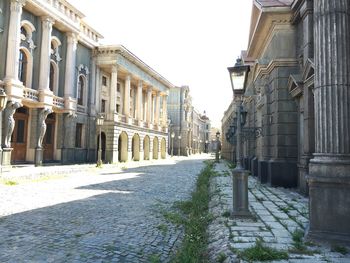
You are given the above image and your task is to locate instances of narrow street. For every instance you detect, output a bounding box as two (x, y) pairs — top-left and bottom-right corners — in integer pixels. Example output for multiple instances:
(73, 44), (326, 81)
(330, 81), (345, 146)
(0, 156), (210, 262)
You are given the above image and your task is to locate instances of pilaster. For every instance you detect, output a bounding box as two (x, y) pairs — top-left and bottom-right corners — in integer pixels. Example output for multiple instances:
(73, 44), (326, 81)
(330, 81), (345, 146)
(162, 93), (168, 127)
(308, 0), (350, 243)
(146, 87), (152, 125)
(155, 91), (160, 126)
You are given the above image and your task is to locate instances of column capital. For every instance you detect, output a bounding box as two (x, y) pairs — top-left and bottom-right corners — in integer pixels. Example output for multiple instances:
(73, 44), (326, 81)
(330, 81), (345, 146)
(126, 74), (131, 81)
(111, 65), (118, 73)
(138, 80), (143, 88)
(41, 16), (55, 28)
(10, 0), (26, 12)
(147, 86), (153, 93)
(66, 32), (78, 44)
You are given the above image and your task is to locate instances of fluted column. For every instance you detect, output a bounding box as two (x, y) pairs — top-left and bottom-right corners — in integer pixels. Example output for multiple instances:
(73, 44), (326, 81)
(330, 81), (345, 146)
(64, 33), (77, 99)
(308, 0), (350, 243)
(146, 87), (152, 125)
(155, 91), (160, 126)
(38, 16), (54, 91)
(162, 93), (168, 127)
(136, 80), (143, 121)
(123, 75), (131, 118)
(5, 0), (26, 81)
(110, 65), (118, 116)
(64, 32), (77, 111)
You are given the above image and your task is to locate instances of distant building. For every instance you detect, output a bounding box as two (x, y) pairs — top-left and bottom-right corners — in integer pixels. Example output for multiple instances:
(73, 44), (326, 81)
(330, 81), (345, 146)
(167, 86), (210, 155)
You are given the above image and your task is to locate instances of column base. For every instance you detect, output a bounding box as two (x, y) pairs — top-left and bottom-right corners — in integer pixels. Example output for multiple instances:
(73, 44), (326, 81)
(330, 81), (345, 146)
(307, 157), (350, 244)
(2, 148), (13, 166)
(231, 168), (251, 218)
(268, 160), (297, 188)
(258, 160), (268, 184)
(35, 147), (43, 167)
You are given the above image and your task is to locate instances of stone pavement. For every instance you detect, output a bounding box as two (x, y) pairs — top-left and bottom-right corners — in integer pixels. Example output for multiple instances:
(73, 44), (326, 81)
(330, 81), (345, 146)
(208, 161), (350, 263)
(0, 155), (210, 262)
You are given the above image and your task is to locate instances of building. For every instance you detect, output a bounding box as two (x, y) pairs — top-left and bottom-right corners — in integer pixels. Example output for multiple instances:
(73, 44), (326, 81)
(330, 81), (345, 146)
(167, 85), (211, 156)
(0, 0), (172, 165)
(225, 0), (350, 243)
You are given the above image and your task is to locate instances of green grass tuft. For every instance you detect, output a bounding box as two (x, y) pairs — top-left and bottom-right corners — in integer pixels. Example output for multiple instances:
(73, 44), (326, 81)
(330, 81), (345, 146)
(238, 239), (289, 261)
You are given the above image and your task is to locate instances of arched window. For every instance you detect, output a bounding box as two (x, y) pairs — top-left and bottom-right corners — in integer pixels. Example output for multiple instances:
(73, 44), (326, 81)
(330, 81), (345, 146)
(49, 62), (55, 91)
(18, 49), (28, 86)
(77, 76), (84, 105)
(20, 26), (27, 38)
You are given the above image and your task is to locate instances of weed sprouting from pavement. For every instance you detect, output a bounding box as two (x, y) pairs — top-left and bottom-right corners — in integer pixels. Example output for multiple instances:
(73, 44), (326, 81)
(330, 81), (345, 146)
(238, 239), (289, 261)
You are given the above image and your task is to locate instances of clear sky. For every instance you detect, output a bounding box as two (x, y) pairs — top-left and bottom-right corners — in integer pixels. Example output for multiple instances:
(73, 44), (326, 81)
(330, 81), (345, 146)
(68, 0), (253, 128)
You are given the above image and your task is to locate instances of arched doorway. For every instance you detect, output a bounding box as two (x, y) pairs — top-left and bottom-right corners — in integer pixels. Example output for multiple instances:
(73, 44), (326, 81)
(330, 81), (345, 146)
(118, 132), (128, 162)
(132, 133), (140, 161)
(43, 113), (56, 162)
(11, 107), (29, 163)
(96, 132), (106, 162)
(153, 136), (159, 160)
(161, 138), (166, 159)
(144, 135), (150, 160)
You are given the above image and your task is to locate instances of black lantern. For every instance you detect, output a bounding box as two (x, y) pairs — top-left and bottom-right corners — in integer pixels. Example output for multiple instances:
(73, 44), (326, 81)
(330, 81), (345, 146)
(228, 58), (250, 93)
(240, 105), (248, 126)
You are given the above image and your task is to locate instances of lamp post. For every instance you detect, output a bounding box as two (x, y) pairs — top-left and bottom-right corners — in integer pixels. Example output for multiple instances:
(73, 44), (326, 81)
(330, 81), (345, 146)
(178, 135), (182, 156)
(228, 57), (251, 217)
(171, 132), (175, 157)
(205, 140), (208, 153)
(96, 114), (104, 167)
(0, 88), (8, 173)
(215, 131), (220, 162)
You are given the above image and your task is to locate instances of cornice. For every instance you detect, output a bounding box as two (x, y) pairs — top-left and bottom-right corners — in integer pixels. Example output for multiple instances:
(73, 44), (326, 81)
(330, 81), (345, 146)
(255, 58), (299, 81)
(97, 45), (175, 90)
(247, 6), (293, 59)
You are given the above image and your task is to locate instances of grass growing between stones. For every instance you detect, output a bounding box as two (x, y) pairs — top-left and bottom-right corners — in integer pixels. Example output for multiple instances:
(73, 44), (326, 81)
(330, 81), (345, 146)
(237, 239), (289, 261)
(168, 160), (215, 263)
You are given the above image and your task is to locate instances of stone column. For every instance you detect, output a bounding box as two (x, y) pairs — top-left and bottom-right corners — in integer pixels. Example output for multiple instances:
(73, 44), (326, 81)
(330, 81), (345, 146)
(38, 16), (54, 91)
(155, 91), (160, 126)
(162, 93), (168, 127)
(136, 80), (143, 121)
(146, 87), (152, 125)
(64, 32), (77, 111)
(109, 65), (118, 118)
(123, 75), (131, 118)
(5, 0), (26, 81)
(308, 0), (350, 243)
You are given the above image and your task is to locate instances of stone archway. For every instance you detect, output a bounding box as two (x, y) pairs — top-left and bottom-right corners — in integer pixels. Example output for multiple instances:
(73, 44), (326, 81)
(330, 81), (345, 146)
(153, 137), (159, 160)
(118, 131), (128, 162)
(144, 135), (150, 160)
(161, 138), (166, 159)
(132, 133), (140, 161)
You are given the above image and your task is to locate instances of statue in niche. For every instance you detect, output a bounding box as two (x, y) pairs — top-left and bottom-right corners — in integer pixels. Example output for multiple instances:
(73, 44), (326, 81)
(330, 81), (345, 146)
(37, 108), (52, 148)
(4, 101), (22, 148)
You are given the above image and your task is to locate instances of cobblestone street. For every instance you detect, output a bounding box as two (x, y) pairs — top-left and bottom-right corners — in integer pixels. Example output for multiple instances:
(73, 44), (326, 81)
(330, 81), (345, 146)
(0, 156), (209, 263)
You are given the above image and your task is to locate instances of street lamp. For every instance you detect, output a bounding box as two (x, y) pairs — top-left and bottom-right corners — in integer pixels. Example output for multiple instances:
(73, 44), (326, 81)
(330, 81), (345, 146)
(178, 135), (182, 156)
(227, 57), (251, 217)
(205, 140), (208, 153)
(0, 88), (8, 173)
(215, 131), (220, 162)
(171, 132), (175, 157)
(96, 114), (104, 167)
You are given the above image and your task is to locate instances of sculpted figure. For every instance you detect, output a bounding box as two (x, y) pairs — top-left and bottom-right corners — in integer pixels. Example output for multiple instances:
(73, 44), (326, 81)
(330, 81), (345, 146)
(4, 101), (22, 148)
(37, 108), (52, 148)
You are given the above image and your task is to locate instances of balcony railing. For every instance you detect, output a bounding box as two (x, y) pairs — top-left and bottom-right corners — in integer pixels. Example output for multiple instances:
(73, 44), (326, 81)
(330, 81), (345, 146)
(23, 88), (39, 102)
(53, 96), (65, 109)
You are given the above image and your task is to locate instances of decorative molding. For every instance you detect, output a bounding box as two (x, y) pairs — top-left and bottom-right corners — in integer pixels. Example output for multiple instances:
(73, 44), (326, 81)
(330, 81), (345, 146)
(288, 74), (303, 98)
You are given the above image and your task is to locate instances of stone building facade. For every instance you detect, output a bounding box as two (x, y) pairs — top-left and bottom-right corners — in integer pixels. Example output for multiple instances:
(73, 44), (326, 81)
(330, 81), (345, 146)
(224, 0), (350, 243)
(0, 0), (172, 165)
(167, 86), (210, 156)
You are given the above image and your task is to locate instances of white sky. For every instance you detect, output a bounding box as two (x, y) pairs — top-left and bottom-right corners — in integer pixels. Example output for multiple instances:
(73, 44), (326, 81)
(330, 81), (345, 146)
(68, 0), (253, 128)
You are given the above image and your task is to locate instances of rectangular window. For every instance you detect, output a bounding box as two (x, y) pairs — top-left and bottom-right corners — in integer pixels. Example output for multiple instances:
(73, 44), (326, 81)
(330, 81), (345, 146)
(117, 83), (121, 92)
(75, 123), (83, 148)
(101, 99), (106, 113)
(102, 76), (107, 86)
(116, 104), (120, 113)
